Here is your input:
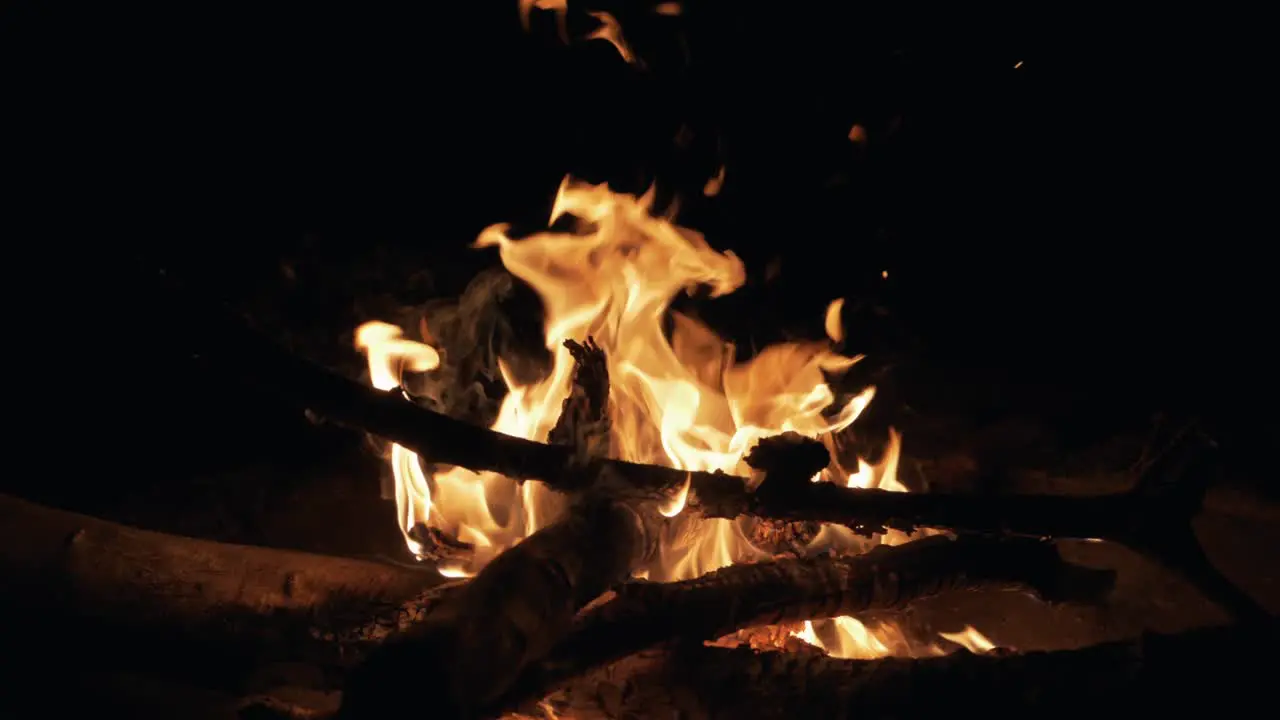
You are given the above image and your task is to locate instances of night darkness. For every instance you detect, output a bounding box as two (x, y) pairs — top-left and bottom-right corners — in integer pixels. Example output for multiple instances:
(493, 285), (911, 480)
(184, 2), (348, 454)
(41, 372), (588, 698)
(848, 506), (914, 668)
(3, 5), (1273, 505)
(0, 3), (1277, 717)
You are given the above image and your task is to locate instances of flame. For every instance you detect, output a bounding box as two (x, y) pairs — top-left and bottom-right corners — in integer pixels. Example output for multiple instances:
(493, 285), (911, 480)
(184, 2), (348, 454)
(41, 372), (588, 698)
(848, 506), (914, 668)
(356, 176), (899, 582)
(659, 473), (692, 517)
(791, 617), (897, 659)
(517, 0), (565, 33)
(824, 298), (845, 343)
(703, 165), (726, 197)
(353, 323), (440, 556)
(517, 2), (637, 66)
(338, 0), (986, 683)
(938, 625), (998, 653)
(585, 12), (636, 64)
(355, 176), (956, 670)
(792, 618), (998, 660)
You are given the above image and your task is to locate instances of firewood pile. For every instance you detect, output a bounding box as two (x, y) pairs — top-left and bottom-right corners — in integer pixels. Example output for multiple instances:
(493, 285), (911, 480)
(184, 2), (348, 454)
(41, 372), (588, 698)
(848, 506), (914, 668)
(1, 273), (1272, 720)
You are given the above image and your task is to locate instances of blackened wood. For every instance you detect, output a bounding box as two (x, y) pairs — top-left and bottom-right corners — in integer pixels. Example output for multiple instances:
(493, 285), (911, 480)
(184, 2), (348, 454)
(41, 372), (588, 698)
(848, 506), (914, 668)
(337, 499), (649, 720)
(546, 622), (1273, 719)
(547, 337), (612, 459)
(492, 534), (1114, 715)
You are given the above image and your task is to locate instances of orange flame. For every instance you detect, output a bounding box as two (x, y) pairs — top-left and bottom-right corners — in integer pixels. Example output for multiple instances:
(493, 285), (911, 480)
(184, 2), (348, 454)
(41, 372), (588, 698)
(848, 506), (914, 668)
(354, 177), (939, 670)
(356, 177), (898, 583)
(585, 11), (636, 64)
(703, 165), (726, 197)
(517, 1), (638, 65)
(938, 625), (998, 653)
(340, 0), (983, 681)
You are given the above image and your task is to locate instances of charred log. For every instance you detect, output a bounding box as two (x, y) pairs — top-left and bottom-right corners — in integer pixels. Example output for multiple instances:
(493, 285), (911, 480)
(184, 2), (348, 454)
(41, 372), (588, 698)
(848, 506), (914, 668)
(491, 533), (1113, 715)
(548, 337), (612, 460)
(544, 622), (1274, 719)
(338, 499), (651, 720)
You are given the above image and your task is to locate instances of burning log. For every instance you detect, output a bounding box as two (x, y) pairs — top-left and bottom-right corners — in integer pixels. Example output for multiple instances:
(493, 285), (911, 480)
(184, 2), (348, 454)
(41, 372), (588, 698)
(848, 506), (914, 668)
(338, 497), (654, 720)
(490, 533), (1114, 715)
(152, 269), (1269, 622)
(548, 336), (613, 460)
(0, 493), (450, 662)
(542, 622), (1274, 719)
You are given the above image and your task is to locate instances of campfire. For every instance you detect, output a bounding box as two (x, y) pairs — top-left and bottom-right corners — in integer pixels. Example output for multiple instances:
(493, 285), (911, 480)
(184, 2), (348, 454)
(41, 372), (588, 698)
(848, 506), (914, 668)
(326, 178), (1264, 719)
(350, 176), (1008, 655)
(3, 171), (1264, 718)
(2, 5), (1272, 720)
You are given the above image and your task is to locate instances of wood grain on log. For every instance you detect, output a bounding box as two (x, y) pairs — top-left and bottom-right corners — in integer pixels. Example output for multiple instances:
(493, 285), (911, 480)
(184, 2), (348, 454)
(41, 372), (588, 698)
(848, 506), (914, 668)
(493, 533), (1114, 715)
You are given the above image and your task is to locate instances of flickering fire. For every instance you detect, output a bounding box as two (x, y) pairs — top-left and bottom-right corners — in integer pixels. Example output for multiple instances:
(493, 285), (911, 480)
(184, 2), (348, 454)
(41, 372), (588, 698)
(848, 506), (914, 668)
(355, 176), (990, 658)
(518, 0), (639, 65)
(939, 625), (998, 653)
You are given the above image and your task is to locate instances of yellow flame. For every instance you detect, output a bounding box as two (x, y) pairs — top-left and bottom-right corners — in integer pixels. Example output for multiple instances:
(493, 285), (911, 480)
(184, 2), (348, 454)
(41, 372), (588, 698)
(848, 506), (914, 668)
(355, 177), (957, 669)
(658, 473), (692, 517)
(938, 625), (998, 653)
(356, 177), (900, 583)
(790, 616), (917, 659)
(353, 323), (441, 556)
(824, 298), (845, 343)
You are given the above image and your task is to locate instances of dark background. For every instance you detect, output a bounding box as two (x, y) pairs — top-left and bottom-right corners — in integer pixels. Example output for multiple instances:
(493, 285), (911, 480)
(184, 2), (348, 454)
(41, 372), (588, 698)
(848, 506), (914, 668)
(2, 3), (1272, 509)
